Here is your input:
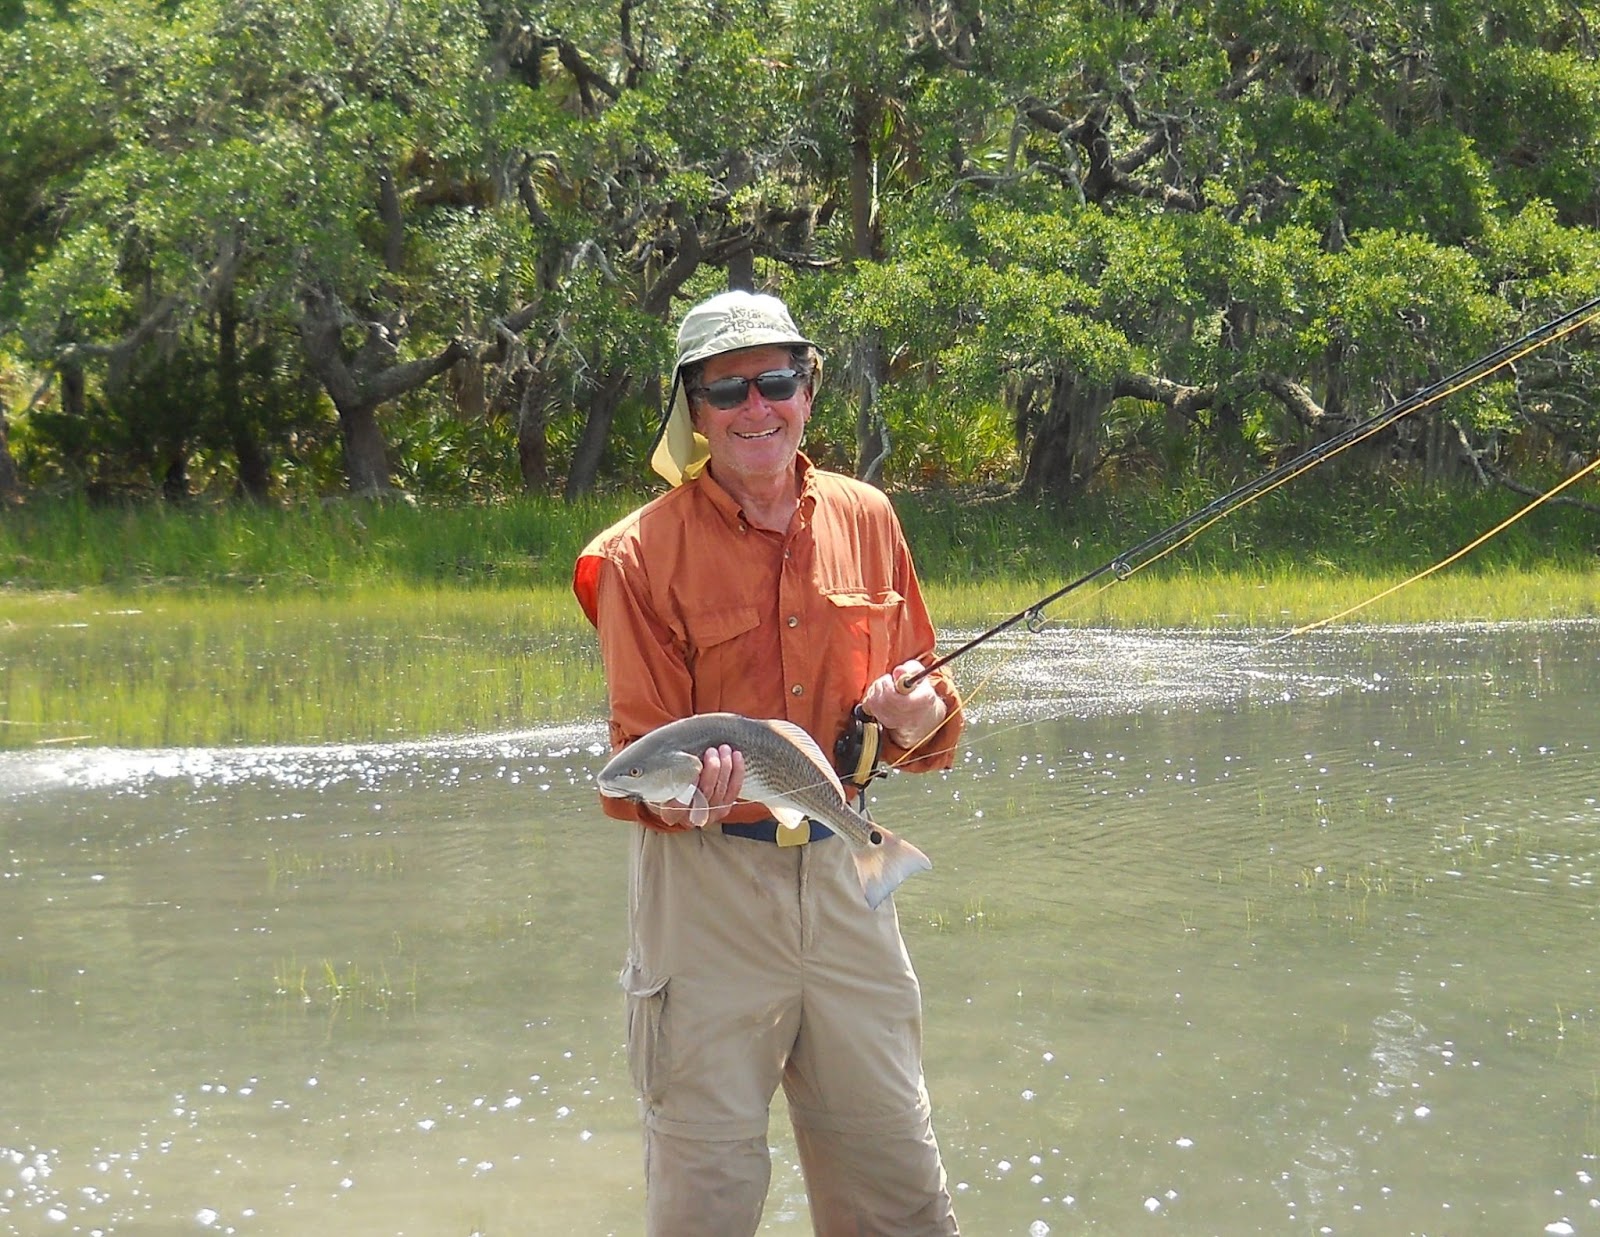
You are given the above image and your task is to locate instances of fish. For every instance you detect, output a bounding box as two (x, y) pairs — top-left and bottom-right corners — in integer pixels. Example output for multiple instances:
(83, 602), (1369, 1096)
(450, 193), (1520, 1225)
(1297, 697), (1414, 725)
(597, 712), (932, 910)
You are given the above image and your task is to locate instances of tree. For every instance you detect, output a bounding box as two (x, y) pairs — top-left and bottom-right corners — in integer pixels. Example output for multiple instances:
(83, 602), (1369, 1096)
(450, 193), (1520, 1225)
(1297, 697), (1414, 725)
(3, 0), (1597, 505)
(4, 0), (530, 497)
(841, 0), (1600, 497)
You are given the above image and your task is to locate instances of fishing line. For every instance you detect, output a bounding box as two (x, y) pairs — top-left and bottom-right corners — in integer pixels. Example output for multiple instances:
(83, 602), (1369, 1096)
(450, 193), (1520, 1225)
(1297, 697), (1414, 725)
(692, 299), (1600, 803)
(903, 295), (1600, 693)
(709, 426), (1595, 815)
(879, 297), (1600, 776)
(887, 446), (1600, 779)
(1275, 450), (1600, 641)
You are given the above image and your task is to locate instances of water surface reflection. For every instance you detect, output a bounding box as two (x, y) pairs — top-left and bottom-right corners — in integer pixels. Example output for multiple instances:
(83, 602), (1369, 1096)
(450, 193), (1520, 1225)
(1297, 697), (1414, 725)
(2, 622), (1596, 1234)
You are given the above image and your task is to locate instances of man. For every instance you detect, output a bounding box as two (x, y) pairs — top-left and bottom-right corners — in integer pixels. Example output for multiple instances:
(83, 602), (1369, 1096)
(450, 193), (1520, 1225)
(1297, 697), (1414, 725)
(573, 289), (963, 1235)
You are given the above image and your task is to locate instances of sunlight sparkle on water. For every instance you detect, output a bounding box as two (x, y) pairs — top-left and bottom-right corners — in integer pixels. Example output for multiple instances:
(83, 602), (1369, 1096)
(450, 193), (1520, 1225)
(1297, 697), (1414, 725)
(3, 624), (1598, 1234)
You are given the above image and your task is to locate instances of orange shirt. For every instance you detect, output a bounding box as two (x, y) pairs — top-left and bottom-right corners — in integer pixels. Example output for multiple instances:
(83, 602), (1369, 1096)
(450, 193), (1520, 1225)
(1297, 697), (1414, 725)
(573, 456), (962, 829)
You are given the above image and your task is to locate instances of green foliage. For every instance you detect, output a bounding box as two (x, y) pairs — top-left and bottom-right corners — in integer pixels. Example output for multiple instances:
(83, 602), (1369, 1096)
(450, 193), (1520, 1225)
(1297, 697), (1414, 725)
(0, 491), (642, 590)
(390, 405), (522, 500)
(1318, 231), (1508, 382)
(3, 0), (1600, 503)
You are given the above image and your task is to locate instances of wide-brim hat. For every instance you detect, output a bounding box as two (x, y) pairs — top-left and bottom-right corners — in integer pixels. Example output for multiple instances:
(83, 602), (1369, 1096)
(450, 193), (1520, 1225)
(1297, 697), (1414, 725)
(651, 290), (818, 486)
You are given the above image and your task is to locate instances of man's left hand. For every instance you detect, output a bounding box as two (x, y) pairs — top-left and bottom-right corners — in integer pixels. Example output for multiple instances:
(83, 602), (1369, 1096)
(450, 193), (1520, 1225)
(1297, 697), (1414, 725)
(861, 659), (947, 750)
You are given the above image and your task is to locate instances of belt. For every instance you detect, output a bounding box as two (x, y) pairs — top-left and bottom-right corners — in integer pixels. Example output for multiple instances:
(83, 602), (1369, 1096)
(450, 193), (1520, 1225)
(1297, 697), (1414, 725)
(720, 817), (835, 845)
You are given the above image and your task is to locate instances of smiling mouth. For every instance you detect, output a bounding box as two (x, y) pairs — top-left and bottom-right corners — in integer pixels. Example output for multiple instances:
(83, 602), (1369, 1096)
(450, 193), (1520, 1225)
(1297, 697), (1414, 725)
(734, 428), (781, 440)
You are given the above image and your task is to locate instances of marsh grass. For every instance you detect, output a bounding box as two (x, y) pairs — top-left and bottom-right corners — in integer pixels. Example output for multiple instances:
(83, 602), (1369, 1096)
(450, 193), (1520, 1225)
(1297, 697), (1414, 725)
(0, 493), (639, 591)
(3, 584), (603, 748)
(1501, 1003), (1597, 1058)
(925, 562), (1599, 631)
(2, 474), (1596, 749)
(897, 466), (1600, 583)
(1194, 786), (1438, 940)
(1216, 854), (1427, 939)
(923, 895), (998, 933)
(266, 843), (406, 891)
(270, 954), (420, 1016)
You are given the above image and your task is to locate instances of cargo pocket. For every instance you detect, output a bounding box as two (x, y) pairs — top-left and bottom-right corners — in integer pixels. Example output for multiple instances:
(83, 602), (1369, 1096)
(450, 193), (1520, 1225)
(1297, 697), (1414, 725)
(621, 960), (670, 1105)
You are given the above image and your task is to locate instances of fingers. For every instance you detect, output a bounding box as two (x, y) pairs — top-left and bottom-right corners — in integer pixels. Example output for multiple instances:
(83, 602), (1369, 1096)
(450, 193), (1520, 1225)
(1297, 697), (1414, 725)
(862, 663), (945, 748)
(657, 745), (743, 829)
(699, 743), (743, 812)
(866, 662), (931, 713)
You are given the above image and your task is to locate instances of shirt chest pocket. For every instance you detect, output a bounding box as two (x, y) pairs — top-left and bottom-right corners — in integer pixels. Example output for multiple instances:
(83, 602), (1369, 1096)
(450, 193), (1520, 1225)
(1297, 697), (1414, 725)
(681, 604), (763, 707)
(823, 588), (904, 689)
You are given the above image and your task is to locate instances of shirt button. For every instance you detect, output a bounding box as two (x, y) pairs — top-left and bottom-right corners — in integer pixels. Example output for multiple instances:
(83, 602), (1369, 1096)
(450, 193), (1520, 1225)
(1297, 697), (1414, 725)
(790, 684), (804, 697)
(787, 615), (799, 628)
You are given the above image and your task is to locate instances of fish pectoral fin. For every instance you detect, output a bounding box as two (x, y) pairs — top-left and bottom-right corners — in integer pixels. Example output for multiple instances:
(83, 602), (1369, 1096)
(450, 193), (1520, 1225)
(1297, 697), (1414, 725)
(771, 805), (808, 833)
(652, 785), (712, 828)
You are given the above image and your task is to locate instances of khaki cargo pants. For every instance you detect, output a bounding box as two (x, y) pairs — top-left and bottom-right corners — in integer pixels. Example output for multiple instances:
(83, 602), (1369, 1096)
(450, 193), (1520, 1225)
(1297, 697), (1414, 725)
(622, 824), (960, 1237)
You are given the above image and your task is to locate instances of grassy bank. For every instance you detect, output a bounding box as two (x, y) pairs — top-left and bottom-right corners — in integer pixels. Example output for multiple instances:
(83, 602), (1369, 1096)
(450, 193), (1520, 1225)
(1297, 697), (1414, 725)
(2, 472), (1595, 749)
(0, 492), (639, 593)
(3, 467), (1596, 593)
(2, 585), (600, 748)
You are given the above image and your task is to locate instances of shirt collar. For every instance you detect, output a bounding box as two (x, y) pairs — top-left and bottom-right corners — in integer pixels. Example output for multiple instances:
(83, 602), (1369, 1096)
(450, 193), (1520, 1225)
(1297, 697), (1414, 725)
(692, 453), (817, 531)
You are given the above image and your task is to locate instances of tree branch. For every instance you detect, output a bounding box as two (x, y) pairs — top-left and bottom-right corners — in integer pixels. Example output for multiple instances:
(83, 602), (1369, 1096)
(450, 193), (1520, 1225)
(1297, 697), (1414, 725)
(66, 232), (244, 385)
(1487, 459), (1600, 513)
(365, 337), (471, 406)
(1114, 371), (1217, 423)
(553, 37), (620, 111)
(641, 202), (703, 317)
(1257, 372), (1332, 432)
(376, 163), (405, 274)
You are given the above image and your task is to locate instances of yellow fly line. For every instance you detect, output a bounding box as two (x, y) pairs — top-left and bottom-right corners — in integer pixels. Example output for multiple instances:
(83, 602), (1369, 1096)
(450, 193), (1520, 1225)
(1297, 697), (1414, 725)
(888, 452), (1600, 776)
(880, 301), (1600, 775)
(1278, 451), (1600, 640)
(1051, 302), (1600, 619)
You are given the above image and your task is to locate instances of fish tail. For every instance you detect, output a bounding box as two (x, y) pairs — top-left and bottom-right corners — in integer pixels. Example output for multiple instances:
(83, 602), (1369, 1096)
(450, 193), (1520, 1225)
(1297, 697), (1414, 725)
(850, 826), (933, 910)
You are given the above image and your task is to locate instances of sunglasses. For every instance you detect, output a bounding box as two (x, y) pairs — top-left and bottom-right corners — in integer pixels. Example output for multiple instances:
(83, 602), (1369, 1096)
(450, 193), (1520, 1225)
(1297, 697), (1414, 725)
(689, 368), (806, 410)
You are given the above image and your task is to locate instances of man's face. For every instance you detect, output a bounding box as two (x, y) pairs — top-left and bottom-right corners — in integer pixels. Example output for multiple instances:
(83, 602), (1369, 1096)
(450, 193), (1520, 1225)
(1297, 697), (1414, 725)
(690, 345), (812, 492)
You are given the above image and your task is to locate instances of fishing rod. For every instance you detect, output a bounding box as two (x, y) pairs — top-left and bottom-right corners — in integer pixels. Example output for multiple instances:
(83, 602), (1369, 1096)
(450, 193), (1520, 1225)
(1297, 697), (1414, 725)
(832, 294), (1600, 789)
(901, 293), (1600, 690)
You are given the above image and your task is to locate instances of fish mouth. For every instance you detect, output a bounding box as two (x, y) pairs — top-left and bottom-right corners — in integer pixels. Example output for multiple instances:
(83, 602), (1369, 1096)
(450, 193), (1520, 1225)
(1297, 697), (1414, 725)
(596, 785), (637, 800)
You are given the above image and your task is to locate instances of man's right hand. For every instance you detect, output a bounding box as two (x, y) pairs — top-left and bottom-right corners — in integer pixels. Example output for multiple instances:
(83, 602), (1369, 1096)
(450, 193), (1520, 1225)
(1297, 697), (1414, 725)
(655, 744), (745, 828)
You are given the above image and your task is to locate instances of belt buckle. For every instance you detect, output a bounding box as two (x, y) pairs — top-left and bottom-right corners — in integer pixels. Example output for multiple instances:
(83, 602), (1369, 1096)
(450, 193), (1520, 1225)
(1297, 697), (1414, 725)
(776, 818), (811, 847)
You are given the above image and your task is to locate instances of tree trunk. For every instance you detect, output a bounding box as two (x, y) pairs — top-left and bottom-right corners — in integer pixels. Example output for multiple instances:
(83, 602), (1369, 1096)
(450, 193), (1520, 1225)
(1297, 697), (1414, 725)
(0, 408), (22, 503)
(161, 450), (191, 502)
(231, 425), (273, 502)
(515, 367), (550, 492)
(852, 333), (890, 485)
(1020, 369), (1110, 501)
(848, 93), (889, 482)
(61, 356), (85, 420)
(726, 249), (754, 292)
(564, 367), (629, 500)
(1422, 411), (1463, 482)
(450, 353), (486, 420)
(298, 285), (466, 495)
(1211, 300), (1250, 454)
(1418, 364), (1466, 482)
(338, 400), (394, 494)
(218, 288), (272, 501)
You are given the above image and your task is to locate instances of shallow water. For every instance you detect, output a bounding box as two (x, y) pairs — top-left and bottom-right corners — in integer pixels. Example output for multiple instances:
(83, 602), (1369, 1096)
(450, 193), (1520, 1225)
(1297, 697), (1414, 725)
(2, 622), (1597, 1235)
